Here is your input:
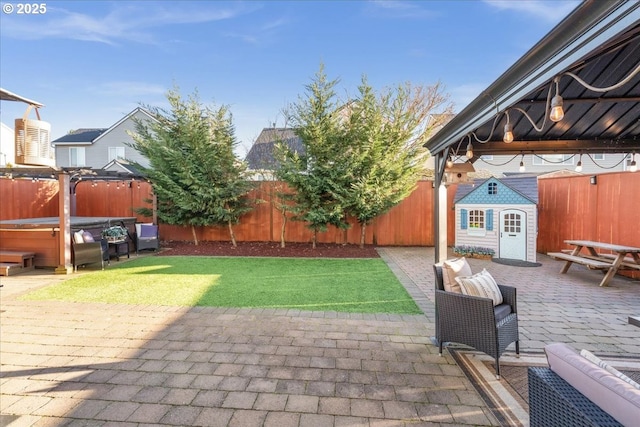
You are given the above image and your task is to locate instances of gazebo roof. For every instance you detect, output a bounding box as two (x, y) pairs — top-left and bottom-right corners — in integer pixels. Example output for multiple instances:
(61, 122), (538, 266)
(426, 1), (640, 159)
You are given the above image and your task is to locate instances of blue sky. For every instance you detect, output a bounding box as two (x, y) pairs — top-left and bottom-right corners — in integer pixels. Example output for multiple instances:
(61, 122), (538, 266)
(0, 0), (580, 156)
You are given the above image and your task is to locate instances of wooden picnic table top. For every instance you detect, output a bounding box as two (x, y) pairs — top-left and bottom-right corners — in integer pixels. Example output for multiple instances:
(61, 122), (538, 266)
(564, 240), (640, 253)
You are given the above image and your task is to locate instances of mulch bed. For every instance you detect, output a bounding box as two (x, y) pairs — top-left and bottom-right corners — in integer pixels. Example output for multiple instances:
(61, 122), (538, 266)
(157, 240), (380, 258)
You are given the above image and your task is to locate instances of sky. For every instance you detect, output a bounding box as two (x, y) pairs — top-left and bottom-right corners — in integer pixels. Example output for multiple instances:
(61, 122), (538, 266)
(0, 0), (581, 157)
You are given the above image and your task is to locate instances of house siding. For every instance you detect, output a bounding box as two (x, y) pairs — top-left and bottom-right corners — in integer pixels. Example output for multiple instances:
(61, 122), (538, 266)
(54, 109), (152, 169)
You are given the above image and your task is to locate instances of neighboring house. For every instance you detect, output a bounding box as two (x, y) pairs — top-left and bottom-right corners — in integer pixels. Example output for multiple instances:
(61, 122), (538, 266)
(454, 176), (538, 262)
(52, 107), (155, 169)
(244, 128), (304, 179)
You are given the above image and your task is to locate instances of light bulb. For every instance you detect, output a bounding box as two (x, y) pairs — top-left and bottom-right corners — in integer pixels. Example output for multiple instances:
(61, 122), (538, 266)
(503, 123), (514, 143)
(550, 77), (564, 122)
(519, 155), (525, 172)
(446, 158), (454, 169)
(466, 142), (473, 159)
(575, 155), (583, 172)
(630, 154), (637, 173)
(550, 94), (564, 122)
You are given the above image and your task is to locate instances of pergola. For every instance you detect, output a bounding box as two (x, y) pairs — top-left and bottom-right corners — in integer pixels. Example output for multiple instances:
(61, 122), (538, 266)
(426, 0), (640, 263)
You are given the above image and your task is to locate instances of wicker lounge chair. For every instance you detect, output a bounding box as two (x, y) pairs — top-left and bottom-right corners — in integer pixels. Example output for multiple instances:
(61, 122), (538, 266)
(135, 223), (159, 254)
(433, 264), (520, 378)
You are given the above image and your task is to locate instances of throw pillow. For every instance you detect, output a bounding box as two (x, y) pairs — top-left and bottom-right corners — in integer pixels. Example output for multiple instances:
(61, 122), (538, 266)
(580, 349), (640, 390)
(139, 224), (157, 238)
(73, 230), (85, 244)
(442, 257), (472, 293)
(82, 231), (95, 243)
(455, 268), (503, 306)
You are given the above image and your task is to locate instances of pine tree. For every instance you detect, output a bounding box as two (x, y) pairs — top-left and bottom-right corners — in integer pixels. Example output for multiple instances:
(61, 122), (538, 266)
(128, 88), (253, 246)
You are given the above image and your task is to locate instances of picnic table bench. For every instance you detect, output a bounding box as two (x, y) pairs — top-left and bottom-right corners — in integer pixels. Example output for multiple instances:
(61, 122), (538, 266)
(548, 240), (640, 287)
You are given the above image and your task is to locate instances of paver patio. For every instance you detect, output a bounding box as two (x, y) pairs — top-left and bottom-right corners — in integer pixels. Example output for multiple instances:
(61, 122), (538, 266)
(1, 247), (639, 426)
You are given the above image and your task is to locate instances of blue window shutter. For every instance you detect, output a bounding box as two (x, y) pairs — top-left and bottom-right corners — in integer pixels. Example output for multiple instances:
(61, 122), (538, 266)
(461, 209), (468, 230)
(486, 209), (493, 231)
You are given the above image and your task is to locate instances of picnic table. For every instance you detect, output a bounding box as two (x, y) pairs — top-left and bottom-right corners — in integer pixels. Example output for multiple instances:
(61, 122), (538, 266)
(547, 240), (640, 287)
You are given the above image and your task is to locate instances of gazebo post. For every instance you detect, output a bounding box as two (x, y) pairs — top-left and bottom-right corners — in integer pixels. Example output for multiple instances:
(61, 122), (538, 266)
(433, 149), (449, 264)
(55, 172), (73, 274)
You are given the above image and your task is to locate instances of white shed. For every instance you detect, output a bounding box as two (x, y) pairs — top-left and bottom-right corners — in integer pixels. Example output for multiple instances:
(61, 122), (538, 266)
(454, 176), (538, 262)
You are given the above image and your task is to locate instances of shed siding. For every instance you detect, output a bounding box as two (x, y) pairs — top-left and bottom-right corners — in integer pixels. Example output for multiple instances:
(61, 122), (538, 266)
(455, 203), (538, 262)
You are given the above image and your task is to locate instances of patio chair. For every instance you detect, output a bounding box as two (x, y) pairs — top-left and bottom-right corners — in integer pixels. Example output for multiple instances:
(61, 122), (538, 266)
(135, 223), (159, 254)
(72, 237), (109, 270)
(434, 264), (520, 378)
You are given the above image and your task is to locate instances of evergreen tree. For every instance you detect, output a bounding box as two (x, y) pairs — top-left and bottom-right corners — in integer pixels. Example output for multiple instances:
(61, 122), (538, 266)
(344, 78), (452, 247)
(276, 65), (349, 248)
(128, 88), (253, 246)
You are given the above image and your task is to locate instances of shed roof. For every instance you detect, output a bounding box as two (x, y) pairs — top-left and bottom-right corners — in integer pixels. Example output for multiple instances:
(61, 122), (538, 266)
(455, 176), (538, 205)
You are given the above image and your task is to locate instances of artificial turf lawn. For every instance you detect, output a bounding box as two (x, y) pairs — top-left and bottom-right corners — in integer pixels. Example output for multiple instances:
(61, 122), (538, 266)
(21, 256), (422, 314)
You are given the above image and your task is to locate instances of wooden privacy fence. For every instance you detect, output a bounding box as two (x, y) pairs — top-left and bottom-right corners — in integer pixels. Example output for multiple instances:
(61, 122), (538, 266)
(1, 173), (638, 259)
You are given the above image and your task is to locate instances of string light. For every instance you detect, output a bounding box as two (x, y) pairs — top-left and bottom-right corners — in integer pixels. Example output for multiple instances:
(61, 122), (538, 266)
(503, 111), (514, 143)
(575, 154), (583, 172)
(466, 141), (473, 159)
(630, 152), (637, 173)
(549, 77), (564, 122)
(519, 154), (525, 172)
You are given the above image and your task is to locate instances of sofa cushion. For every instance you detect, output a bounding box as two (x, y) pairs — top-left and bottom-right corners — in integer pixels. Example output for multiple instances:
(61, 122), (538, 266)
(139, 224), (157, 239)
(545, 342), (640, 427)
(455, 269), (503, 306)
(441, 257), (471, 293)
(580, 349), (640, 389)
(82, 231), (95, 243)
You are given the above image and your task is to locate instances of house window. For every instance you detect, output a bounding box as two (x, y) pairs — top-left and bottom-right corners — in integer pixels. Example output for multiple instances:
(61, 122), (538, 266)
(488, 182), (497, 195)
(593, 153), (605, 161)
(108, 147), (125, 162)
(69, 147), (85, 167)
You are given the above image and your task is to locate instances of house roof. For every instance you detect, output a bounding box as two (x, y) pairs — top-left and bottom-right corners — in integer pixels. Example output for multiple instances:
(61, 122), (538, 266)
(245, 128), (304, 170)
(426, 1), (640, 159)
(51, 107), (156, 146)
(101, 159), (143, 175)
(455, 176), (538, 204)
(52, 128), (107, 144)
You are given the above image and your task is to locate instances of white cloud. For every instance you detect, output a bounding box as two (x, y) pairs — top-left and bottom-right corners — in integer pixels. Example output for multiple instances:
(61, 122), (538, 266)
(483, 0), (580, 23)
(1, 2), (256, 45)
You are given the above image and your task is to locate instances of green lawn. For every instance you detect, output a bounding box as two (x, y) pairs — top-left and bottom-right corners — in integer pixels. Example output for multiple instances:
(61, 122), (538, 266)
(21, 256), (422, 314)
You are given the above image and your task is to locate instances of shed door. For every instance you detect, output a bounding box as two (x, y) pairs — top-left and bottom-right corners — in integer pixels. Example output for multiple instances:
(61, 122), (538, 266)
(499, 209), (526, 260)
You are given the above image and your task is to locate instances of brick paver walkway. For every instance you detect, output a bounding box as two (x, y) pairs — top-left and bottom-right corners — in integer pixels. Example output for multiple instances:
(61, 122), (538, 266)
(1, 247), (639, 426)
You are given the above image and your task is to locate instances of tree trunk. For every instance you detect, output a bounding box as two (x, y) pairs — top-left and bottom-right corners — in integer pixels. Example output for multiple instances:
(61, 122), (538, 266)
(312, 230), (317, 249)
(280, 211), (287, 248)
(228, 220), (237, 247)
(191, 224), (199, 246)
(360, 222), (367, 249)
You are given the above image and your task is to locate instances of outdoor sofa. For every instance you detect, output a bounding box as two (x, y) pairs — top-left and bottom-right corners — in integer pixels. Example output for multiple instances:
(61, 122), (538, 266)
(72, 230), (109, 270)
(528, 343), (640, 427)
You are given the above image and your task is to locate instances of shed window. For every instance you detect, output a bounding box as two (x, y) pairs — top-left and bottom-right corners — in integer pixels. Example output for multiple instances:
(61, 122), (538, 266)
(488, 182), (497, 195)
(469, 210), (484, 229)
